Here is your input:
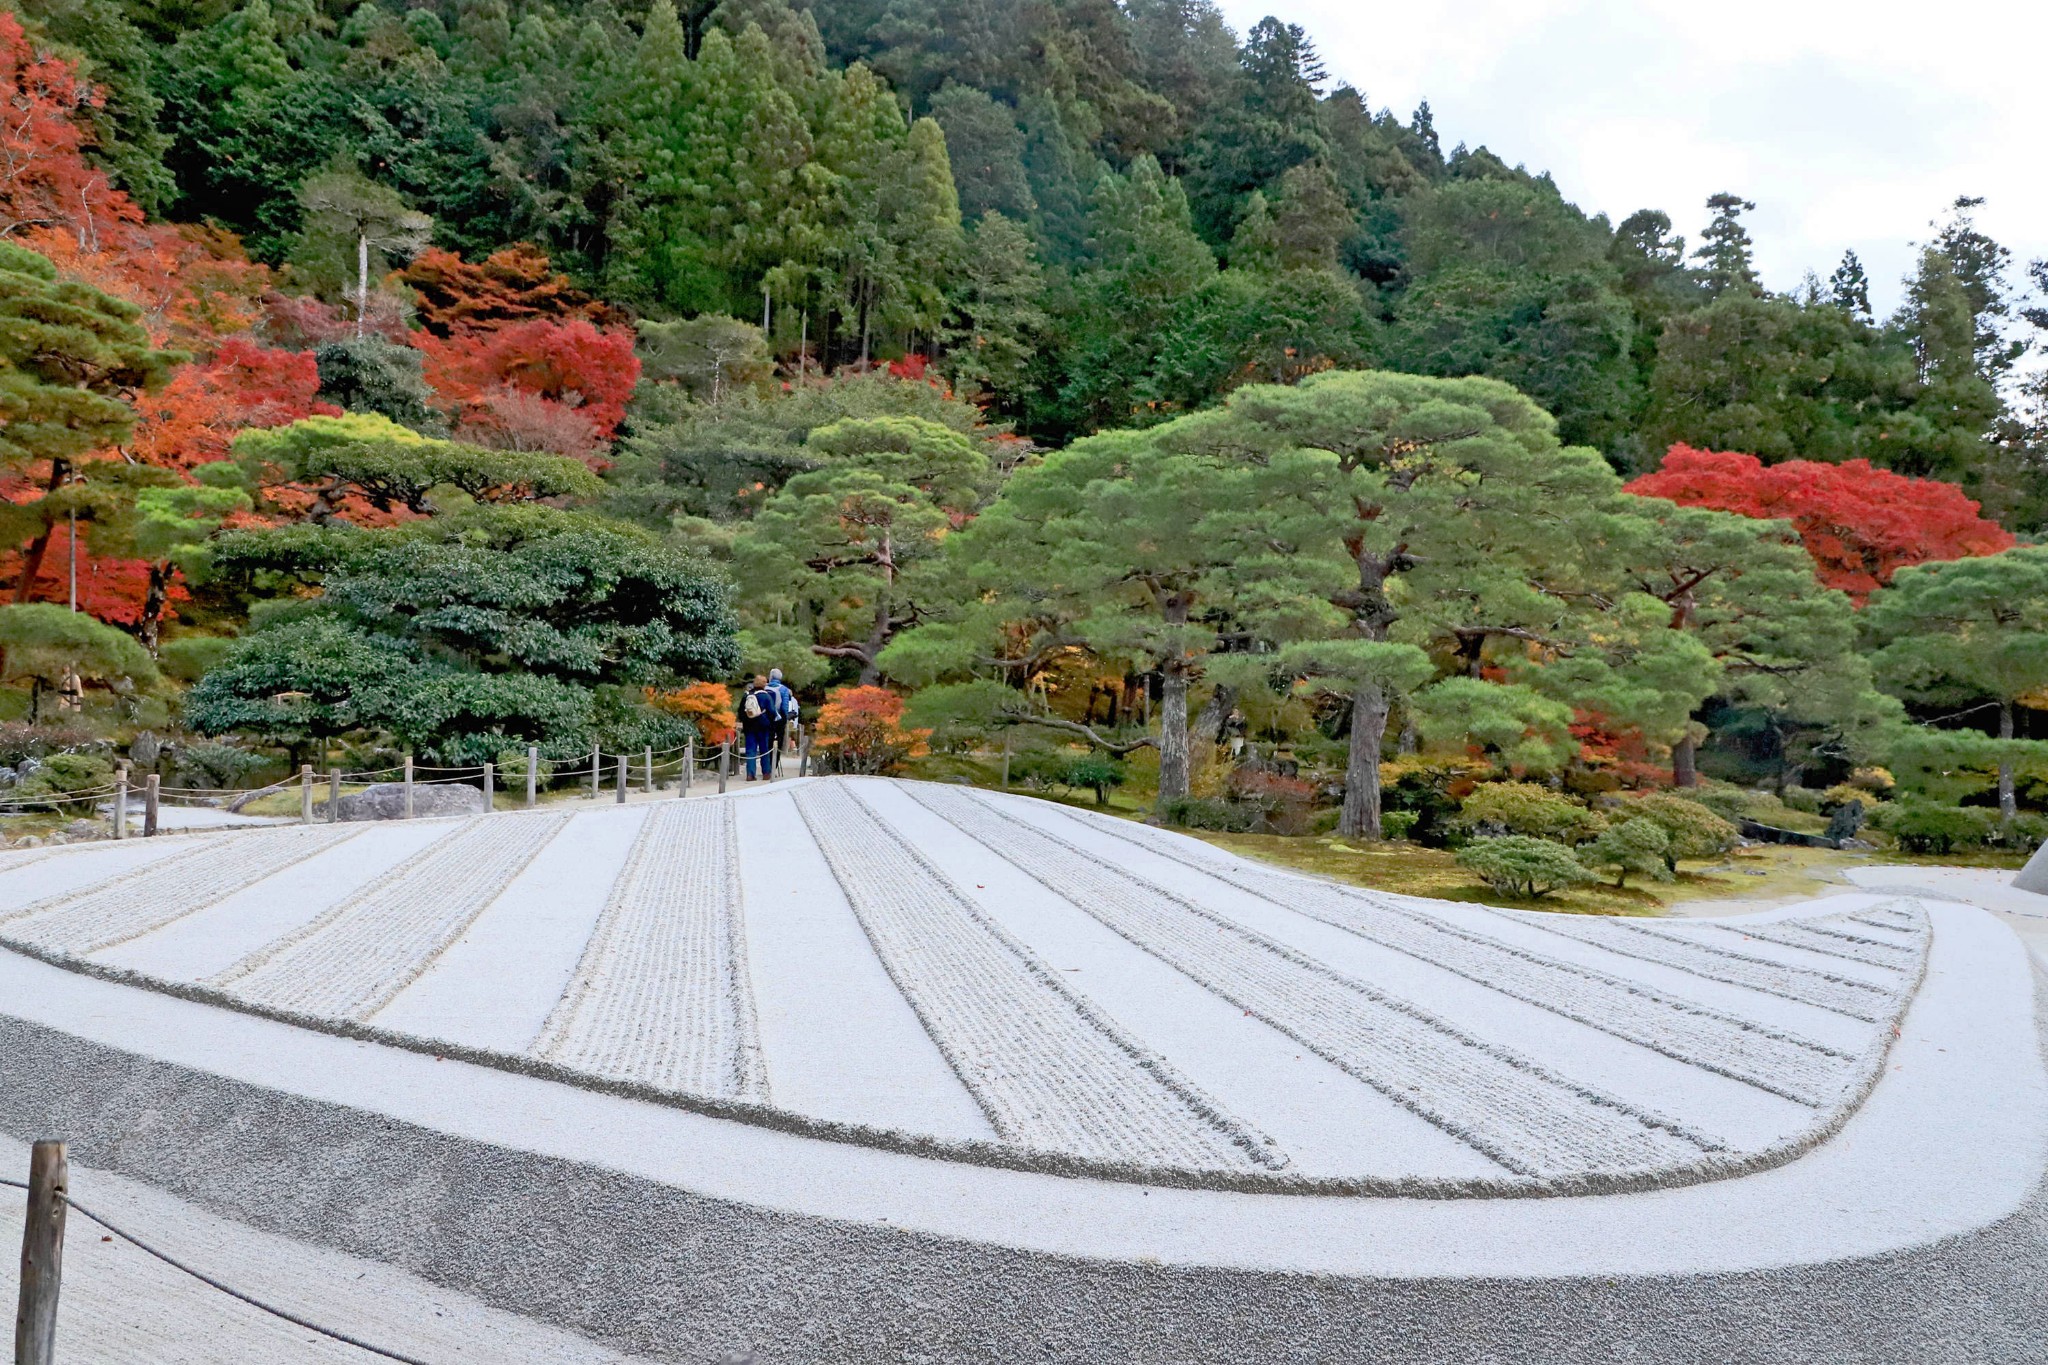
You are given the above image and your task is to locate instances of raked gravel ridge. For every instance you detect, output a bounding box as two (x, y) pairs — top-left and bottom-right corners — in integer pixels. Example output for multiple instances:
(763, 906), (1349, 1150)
(0, 775), (2041, 1361)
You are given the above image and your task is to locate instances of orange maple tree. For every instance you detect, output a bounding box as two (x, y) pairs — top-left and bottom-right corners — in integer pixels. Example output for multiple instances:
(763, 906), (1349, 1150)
(1626, 444), (2015, 601)
(646, 681), (738, 747)
(400, 244), (627, 338)
(811, 686), (930, 775)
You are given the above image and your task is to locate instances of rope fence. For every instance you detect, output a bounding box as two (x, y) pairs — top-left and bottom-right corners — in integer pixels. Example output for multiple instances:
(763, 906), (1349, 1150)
(5, 1158), (434, 1365)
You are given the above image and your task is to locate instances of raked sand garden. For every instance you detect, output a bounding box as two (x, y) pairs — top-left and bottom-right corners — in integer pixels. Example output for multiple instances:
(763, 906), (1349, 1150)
(1, 777), (2044, 1362)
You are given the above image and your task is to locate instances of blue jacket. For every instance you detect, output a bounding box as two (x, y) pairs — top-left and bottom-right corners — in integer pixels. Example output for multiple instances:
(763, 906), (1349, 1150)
(768, 680), (798, 722)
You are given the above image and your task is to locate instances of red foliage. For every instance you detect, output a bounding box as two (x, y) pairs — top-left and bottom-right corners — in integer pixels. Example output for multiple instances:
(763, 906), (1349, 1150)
(1567, 711), (1670, 793)
(0, 521), (173, 626)
(1626, 444), (2016, 602)
(454, 388), (606, 464)
(128, 338), (333, 473)
(886, 353), (931, 381)
(0, 13), (142, 251)
(260, 289), (409, 347)
(400, 244), (628, 338)
(417, 318), (639, 443)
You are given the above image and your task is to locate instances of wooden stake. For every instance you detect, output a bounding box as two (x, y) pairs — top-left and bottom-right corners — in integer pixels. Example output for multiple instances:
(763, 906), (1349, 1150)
(328, 770), (340, 823)
(525, 745), (538, 809)
(403, 756), (414, 820)
(142, 774), (158, 838)
(589, 743), (600, 800)
(644, 746), (654, 794)
(799, 733), (812, 778)
(299, 764), (313, 823)
(483, 761), (494, 811)
(615, 755), (627, 804)
(682, 741), (693, 797)
(113, 764), (127, 840)
(14, 1139), (67, 1365)
(718, 742), (729, 794)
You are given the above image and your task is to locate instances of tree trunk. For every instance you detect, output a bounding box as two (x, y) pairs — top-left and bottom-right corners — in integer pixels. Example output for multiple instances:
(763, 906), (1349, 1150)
(1339, 681), (1389, 839)
(1672, 733), (1698, 788)
(15, 459), (68, 604)
(1999, 700), (2017, 823)
(1187, 683), (1235, 778)
(1156, 665), (1191, 812)
(356, 231), (370, 337)
(140, 562), (172, 656)
(28, 675), (41, 724)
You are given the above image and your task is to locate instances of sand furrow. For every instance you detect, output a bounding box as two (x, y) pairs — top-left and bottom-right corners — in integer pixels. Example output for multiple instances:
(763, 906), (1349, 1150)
(536, 802), (766, 1101)
(796, 782), (1282, 1172)
(211, 812), (570, 1020)
(0, 825), (362, 955)
(1032, 800), (1861, 1105)
(1696, 919), (1920, 969)
(910, 784), (1717, 1180)
(1506, 915), (1898, 1022)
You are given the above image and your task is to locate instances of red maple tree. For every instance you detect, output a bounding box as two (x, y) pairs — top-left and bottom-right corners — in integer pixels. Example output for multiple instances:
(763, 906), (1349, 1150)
(400, 243), (627, 338)
(0, 12), (141, 251)
(1625, 444), (2015, 601)
(417, 317), (640, 445)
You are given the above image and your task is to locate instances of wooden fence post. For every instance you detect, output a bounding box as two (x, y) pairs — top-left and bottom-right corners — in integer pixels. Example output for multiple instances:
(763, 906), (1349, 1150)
(589, 744), (600, 800)
(682, 741), (693, 797)
(113, 764), (127, 840)
(615, 755), (627, 804)
(483, 762), (494, 811)
(717, 742), (729, 794)
(14, 1139), (67, 1365)
(402, 756), (415, 819)
(328, 770), (340, 823)
(143, 774), (158, 837)
(799, 732), (812, 778)
(643, 746), (654, 794)
(300, 764), (313, 823)
(525, 746), (538, 809)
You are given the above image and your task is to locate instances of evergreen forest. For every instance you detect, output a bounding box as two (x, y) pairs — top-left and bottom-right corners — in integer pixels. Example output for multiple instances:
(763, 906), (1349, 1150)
(2, 0), (2046, 892)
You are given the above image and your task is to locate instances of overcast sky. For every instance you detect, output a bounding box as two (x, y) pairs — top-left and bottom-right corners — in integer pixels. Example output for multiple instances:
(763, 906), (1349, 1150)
(1214, 0), (2046, 317)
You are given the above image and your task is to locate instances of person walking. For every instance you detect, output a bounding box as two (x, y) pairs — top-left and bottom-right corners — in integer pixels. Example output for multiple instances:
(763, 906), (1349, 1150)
(767, 668), (798, 775)
(738, 674), (777, 780)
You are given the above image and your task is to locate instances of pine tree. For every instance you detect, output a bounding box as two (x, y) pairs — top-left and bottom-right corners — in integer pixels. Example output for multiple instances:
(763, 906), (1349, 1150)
(1694, 192), (1759, 297)
(1828, 249), (1872, 320)
(939, 211), (1047, 406)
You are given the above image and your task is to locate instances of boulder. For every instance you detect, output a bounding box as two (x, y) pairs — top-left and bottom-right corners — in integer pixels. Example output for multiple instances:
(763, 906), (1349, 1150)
(319, 781), (488, 822)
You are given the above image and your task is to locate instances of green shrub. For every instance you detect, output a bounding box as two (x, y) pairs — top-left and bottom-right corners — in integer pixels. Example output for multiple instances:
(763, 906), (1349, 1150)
(1868, 799), (1994, 855)
(1225, 767), (1317, 834)
(159, 635), (234, 684)
(1457, 781), (1602, 844)
(1671, 784), (1756, 826)
(1780, 786), (1822, 814)
(1456, 835), (1598, 898)
(1062, 752), (1129, 805)
(1628, 792), (1740, 871)
(1995, 813), (2048, 854)
(1162, 796), (1258, 833)
(14, 752), (115, 815)
(172, 740), (264, 791)
(1380, 810), (1419, 840)
(1581, 818), (1672, 888)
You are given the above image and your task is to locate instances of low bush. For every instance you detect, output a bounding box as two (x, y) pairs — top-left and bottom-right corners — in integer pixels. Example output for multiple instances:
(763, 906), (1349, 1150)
(1868, 799), (1995, 855)
(1456, 835), (1598, 898)
(1457, 781), (1602, 845)
(0, 721), (102, 768)
(172, 741), (265, 791)
(14, 752), (115, 816)
(1780, 786), (1823, 814)
(1161, 795), (1258, 833)
(1581, 817), (1672, 888)
(1062, 752), (1129, 805)
(1380, 810), (1419, 840)
(1226, 767), (1317, 834)
(1994, 813), (2048, 854)
(1627, 792), (1740, 871)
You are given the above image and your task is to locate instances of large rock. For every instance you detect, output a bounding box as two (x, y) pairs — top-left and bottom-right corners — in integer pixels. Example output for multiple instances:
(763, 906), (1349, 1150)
(319, 781), (487, 822)
(2018, 841), (2048, 895)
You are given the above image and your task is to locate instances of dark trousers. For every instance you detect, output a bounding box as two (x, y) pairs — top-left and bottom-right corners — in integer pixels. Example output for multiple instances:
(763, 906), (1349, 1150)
(743, 725), (774, 778)
(768, 719), (788, 773)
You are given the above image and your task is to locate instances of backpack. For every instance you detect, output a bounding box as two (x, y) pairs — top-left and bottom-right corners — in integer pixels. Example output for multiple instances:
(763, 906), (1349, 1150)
(742, 690), (765, 720)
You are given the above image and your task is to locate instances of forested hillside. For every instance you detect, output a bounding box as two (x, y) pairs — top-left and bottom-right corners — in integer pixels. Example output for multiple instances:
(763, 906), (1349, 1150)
(1, 0), (2044, 872)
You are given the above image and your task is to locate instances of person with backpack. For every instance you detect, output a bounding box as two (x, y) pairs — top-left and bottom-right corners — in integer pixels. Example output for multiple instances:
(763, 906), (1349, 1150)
(767, 668), (798, 772)
(737, 674), (778, 780)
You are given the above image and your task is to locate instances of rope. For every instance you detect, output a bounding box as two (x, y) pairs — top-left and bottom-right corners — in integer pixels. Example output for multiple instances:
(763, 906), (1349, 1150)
(0, 1177), (435, 1365)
